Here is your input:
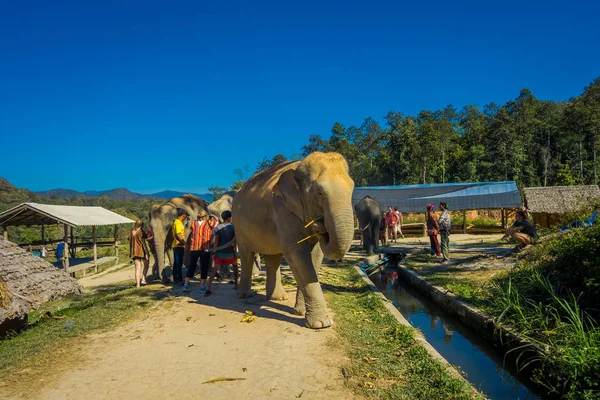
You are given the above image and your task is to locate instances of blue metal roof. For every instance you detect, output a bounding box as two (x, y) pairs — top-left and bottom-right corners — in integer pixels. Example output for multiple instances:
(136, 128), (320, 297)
(353, 181), (522, 212)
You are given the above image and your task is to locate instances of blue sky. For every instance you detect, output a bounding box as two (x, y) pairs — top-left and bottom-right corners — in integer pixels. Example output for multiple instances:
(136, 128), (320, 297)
(1, 0), (599, 194)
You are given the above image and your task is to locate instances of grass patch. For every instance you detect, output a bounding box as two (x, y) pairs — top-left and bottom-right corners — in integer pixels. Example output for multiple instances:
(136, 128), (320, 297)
(319, 263), (481, 399)
(0, 283), (170, 396)
(401, 226), (600, 399)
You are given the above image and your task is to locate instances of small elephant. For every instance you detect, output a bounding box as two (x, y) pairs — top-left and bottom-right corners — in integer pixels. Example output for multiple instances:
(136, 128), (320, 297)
(354, 195), (383, 255)
(233, 152), (355, 329)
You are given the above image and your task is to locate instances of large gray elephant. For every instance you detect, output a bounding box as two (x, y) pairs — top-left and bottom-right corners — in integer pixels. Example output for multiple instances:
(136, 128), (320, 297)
(354, 196), (383, 255)
(149, 194), (209, 282)
(232, 152), (355, 329)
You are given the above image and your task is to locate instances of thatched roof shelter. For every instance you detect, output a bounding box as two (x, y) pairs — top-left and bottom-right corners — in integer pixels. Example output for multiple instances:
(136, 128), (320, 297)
(524, 185), (600, 214)
(0, 239), (82, 333)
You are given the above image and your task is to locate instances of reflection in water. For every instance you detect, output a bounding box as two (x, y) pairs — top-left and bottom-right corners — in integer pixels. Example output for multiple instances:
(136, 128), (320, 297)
(375, 269), (540, 400)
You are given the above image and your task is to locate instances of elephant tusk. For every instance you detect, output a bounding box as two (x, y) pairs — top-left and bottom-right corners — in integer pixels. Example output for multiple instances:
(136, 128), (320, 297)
(361, 223), (371, 231)
(297, 231), (327, 244)
(303, 216), (324, 229)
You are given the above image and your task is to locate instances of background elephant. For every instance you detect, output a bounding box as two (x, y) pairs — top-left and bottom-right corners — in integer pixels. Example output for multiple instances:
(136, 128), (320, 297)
(354, 195), (382, 255)
(149, 194), (209, 282)
(207, 191), (235, 220)
(232, 152), (355, 329)
(207, 191), (262, 276)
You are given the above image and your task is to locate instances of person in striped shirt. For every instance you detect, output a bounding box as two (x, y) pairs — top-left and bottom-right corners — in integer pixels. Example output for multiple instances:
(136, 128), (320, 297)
(183, 209), (218, 292)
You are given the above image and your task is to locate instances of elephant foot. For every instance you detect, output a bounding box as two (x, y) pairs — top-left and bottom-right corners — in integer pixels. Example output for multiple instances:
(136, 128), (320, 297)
(293, 303), (306, 316)
(305, 313), (333, 329)
(267, 287), (289, 301)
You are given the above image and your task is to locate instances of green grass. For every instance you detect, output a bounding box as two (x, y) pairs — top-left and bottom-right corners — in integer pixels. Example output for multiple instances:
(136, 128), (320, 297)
(400, 225), (600, 399)
(0, 283), (169, 395)
(319, 263), (481, 399)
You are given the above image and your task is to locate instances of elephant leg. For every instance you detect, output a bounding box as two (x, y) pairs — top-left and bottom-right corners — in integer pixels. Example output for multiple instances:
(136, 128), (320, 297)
(252, 254), (262, 276)
(237, 246), (255, 298)
(294, 290), (305, 316)
(285, 244), (331, 329)
(371, 224), (379, 253)
(264, 254), (288, 300)
(294, 246), (322, 315)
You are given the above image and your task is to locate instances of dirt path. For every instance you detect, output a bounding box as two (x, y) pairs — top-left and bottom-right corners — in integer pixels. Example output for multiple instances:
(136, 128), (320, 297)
(39, 280), (357, 400)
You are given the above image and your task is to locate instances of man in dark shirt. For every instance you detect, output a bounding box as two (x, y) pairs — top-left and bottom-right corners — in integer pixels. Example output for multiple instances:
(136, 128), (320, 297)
(503, 211), (538, 246)
(205, 210), (237, 297)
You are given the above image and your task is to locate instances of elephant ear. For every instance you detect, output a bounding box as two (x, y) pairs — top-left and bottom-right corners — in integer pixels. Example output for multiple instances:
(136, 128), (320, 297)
(273, 169), (304, 221)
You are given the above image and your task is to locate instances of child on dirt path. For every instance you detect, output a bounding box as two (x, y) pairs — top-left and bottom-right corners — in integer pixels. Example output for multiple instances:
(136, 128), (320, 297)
(205, 210), (237, 297)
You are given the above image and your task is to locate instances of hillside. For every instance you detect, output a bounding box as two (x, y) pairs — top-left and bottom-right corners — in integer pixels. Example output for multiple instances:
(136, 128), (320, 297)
(35, 187), (213, 201)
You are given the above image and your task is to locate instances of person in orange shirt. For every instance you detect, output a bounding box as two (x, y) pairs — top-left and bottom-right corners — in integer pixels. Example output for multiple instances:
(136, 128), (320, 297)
(183, 210), (218, 292)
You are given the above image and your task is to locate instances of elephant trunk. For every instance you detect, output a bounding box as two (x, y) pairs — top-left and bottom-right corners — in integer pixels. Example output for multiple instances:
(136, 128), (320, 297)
(154, 232), (166, 280)
(320, 197), (355, 260)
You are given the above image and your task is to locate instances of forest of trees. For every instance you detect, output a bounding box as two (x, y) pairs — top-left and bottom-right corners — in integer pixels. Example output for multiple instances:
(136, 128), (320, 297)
(293, 78), (600, 189)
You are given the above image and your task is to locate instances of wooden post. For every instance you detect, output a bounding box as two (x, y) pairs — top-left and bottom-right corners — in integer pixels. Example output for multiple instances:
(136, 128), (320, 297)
(3, 228), (7, 241)
(462, 211), (467, 234)
(114, 224), (119, 265)
(70, 226), (76, 258)
(501, 209), (506, 229)
(93, 226), (97, 274)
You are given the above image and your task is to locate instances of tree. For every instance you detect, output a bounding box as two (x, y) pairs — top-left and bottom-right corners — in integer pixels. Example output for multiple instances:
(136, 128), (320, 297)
(207, 186), (228, 200)
(256, 154), (288, 173)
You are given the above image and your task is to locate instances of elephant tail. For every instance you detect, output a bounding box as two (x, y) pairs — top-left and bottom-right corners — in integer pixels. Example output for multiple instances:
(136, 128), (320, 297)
(361, 223), (371, 231)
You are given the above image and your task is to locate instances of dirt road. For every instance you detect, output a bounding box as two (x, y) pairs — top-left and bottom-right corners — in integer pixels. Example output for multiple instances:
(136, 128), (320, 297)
(40, 281), (357, 400)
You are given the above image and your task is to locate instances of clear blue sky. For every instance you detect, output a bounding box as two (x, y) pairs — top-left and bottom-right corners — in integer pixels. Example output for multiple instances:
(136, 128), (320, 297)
(1, 0), (599, 194)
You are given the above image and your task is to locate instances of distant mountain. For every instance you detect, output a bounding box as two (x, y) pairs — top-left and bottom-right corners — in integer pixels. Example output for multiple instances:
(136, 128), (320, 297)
(35, 187), (214, 202)
(36, 188), (83, 199)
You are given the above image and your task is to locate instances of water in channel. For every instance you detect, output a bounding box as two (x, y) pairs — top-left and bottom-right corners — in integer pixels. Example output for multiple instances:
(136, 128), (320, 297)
(372, 269), (542, 400)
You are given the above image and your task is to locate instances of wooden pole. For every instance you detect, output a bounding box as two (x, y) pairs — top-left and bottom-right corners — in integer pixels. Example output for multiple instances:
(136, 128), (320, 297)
(93, 226), (97, 274)
(70, 226), (76, 258)
(462, 211), (467, 234)
(3, 228), (7, 241)
(501, 209), (506, 229)
(114, 224), (119, 265)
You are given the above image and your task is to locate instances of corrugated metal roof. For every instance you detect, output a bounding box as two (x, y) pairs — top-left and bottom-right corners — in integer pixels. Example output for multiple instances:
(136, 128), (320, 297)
(0, 203), (135, 227)
(353, 181), (522, 212)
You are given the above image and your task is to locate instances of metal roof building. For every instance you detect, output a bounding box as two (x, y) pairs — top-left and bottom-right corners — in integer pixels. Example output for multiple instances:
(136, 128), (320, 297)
(352, 181), (522, 212)
(0, 203), (134, 228)
(0, 203), (135, 275)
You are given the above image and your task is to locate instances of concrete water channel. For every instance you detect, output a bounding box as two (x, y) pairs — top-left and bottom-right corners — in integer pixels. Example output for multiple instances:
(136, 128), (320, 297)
(363, 240), (545, 399)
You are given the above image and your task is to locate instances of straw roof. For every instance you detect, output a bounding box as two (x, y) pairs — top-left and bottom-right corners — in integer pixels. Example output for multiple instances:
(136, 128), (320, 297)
(0, 203), (135, 228)
(524, 185), (600, 214)
(0, 239), (82, 325)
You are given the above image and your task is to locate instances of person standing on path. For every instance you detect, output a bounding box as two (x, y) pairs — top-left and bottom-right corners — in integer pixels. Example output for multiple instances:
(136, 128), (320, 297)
(183, 210), (218, 292)
(394, 207), (405, 239)
(426, 204), (441, 257)
(171, 208), (189, 284)
(129, 219), (149, 288)
(438, 202), (451, 264)
(205, 210), (237, 297)
(385, 206), (397, 243)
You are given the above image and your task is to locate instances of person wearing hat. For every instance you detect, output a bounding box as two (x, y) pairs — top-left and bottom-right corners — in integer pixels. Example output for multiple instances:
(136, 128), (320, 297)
(183, 209), (218, 292)
(171, 207), (189, 284)
(438, 202), (451, 263)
